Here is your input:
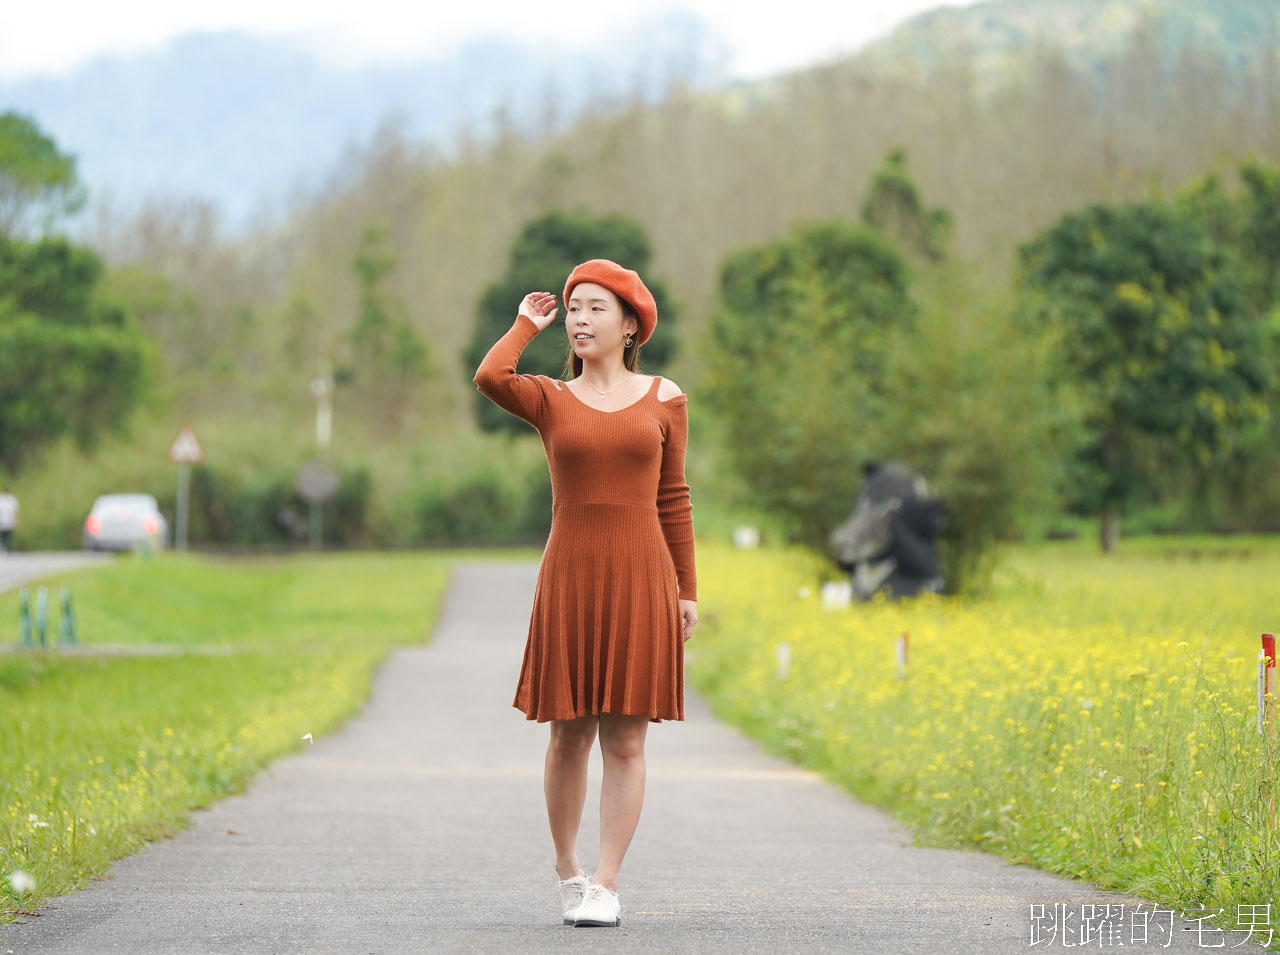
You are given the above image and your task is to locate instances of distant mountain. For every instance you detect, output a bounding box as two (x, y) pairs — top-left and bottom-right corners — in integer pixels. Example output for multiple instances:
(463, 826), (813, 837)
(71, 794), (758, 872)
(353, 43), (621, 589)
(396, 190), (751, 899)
(0, 14), (727, 232)
(2, 0), (1271, 238)
(858, 0), (1277, 89)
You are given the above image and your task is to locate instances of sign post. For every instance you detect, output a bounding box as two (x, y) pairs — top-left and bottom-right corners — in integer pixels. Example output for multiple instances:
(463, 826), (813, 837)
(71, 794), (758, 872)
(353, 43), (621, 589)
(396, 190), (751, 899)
(310, 376), (333, 453)
(300, 375), (338, 550)
(167, 425), (205, 551)
(297, 461), (340, 551)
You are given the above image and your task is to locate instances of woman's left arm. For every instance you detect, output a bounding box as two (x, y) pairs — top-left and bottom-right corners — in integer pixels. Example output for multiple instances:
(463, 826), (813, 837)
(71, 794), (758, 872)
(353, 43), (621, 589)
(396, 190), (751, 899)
(656, 391), (697, 639)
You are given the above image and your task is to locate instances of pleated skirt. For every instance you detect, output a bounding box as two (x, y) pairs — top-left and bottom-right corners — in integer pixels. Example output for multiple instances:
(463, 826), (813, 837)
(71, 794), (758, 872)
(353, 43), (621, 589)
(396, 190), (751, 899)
(514, 502), (685, 722)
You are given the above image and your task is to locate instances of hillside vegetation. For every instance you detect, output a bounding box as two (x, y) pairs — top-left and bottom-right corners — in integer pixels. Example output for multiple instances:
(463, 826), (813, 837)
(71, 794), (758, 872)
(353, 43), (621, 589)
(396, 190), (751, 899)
(8, 0), (1280, 558)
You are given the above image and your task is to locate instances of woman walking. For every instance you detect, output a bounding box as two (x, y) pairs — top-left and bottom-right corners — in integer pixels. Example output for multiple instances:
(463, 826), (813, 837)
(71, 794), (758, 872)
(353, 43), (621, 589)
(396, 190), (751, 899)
(473, 259), (697, 928)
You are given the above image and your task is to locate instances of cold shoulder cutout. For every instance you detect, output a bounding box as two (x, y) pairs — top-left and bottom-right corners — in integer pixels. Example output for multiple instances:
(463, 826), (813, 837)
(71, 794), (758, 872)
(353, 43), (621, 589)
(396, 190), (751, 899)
(656, 377), (684, 402)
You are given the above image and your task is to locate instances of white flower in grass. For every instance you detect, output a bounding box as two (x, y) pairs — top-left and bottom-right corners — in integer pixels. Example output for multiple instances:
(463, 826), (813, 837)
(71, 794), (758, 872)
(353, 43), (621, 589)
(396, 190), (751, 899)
(7, 870), (36, 895)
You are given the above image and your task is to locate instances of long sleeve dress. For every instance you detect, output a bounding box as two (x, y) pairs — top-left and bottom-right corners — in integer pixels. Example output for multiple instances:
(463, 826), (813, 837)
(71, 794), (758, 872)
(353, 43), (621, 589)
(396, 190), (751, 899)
(473, 314), (697, 722)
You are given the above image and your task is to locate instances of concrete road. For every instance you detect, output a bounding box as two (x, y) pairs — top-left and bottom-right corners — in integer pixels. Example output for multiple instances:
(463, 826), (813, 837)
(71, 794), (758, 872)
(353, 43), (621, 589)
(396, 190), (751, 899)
(3, 562), (1266, 953)
(0, 552), (111, 596)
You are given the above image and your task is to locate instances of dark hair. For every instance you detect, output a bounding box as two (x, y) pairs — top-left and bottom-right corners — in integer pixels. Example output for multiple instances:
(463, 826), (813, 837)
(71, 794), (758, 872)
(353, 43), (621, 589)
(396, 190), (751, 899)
(562, 295), (641, 379)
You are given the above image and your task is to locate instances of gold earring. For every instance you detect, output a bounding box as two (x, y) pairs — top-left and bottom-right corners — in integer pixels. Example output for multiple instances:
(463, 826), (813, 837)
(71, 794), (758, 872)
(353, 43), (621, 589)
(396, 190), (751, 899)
(624, 334), (633, 348)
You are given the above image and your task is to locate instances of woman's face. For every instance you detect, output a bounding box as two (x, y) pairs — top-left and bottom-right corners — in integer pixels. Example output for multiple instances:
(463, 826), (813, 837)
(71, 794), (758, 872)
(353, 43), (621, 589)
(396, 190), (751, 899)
(566, 282), (637, 360)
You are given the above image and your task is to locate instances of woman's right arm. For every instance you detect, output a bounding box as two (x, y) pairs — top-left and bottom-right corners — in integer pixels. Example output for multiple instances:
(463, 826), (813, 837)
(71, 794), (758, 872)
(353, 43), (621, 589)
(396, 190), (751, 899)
(473, 292), (559, 426)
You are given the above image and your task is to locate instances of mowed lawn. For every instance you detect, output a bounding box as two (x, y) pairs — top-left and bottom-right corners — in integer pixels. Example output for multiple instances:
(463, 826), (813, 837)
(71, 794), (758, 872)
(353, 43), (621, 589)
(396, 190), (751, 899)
(1, 552), (452, 917)
(688, 538), (1280, 943)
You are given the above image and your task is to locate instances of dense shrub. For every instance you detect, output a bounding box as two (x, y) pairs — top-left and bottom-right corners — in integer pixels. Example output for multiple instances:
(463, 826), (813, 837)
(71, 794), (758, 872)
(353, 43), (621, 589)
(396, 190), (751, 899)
(183, 462), (372, 547)
(414, 463), (551, 545)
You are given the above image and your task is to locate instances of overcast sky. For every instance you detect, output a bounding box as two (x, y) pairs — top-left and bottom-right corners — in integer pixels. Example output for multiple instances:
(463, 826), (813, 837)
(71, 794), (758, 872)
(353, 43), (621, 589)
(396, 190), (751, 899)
(0, 0), (977, 82)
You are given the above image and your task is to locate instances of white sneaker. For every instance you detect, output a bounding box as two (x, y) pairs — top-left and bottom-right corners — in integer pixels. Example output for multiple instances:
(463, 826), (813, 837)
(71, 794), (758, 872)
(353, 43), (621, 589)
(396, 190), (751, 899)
(555, 873), (590, 924)
(571, 882), (621, 927)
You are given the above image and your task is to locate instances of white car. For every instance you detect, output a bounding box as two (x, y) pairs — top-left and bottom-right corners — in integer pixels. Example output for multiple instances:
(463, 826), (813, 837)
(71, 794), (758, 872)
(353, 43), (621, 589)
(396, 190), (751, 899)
(83, 494), (169, 552)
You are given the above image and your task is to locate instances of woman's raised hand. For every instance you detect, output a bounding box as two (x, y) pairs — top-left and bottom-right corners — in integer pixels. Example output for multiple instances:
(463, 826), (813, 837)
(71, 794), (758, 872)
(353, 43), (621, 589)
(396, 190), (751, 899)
(519, 292), (559, 331)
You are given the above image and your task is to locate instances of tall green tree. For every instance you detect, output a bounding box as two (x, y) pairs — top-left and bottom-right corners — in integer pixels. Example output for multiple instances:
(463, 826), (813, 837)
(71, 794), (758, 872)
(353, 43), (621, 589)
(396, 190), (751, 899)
(336, 222), (429, 431)
(0, 235), (153, 475)
(346, 223), (428, 382)
(0, 112), (84, 237)
(1239, 162), (1280, 308)
(1176, 162), (1280, 532)
(1019, 200), (1270, 550)
(860, 149), (951, 261)
(465, 211), (678, 434)
(101, 265), (203, 374)
(704, 220), (916, 546)
(1181, 162), (1280, 313)
(865, 272), (1081, 591)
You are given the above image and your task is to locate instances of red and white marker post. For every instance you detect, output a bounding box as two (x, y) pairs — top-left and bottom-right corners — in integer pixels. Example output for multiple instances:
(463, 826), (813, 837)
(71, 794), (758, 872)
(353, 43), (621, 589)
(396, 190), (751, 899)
(1262, 634), (1277, 741)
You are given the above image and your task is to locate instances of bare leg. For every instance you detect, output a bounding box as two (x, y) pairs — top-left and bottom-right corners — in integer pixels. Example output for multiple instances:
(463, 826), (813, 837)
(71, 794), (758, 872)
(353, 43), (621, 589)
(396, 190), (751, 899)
(594, 714), (649, 892)
(545, 716), (598, 881)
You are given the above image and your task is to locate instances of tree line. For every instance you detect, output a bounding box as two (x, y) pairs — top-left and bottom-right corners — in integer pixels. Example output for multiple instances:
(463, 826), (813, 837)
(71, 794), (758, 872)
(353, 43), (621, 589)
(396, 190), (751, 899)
(5, 11), (1280, 573)
(81, 15), (1278, 433)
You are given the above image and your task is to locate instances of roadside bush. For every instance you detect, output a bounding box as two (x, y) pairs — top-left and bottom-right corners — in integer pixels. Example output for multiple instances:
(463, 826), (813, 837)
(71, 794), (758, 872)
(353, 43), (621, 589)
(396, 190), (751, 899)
(415, 463), (551, 545)
(185, 462), (372, 547)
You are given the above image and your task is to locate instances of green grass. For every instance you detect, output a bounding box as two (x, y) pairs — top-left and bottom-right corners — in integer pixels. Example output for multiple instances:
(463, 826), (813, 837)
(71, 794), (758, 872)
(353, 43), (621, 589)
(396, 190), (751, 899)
(0, 551), (451, 917)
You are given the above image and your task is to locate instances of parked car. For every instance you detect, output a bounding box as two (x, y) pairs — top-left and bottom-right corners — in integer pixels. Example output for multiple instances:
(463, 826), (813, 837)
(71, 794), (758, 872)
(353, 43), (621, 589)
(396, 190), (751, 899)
(83, 494), (169, 552)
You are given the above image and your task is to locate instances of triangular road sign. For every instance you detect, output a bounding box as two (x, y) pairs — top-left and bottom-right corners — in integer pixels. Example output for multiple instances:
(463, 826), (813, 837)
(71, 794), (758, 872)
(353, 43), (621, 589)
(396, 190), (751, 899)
(167, 425), (205, 464)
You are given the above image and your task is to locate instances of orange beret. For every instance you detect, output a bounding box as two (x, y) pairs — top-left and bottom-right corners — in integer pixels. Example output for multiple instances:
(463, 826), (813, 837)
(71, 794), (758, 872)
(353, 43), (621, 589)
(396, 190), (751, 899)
(563, 259), (657, 346)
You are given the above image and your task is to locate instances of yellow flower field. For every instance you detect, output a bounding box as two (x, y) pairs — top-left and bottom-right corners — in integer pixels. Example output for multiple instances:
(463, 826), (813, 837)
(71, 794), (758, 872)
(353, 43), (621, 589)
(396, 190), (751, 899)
(689, 539), (1280, 923)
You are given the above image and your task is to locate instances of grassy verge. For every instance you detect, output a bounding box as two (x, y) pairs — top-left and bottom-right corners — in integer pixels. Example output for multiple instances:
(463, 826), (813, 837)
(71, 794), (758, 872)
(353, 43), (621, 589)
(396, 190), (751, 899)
(689, 540), (1280, 947)
(0, 552), (450, 917)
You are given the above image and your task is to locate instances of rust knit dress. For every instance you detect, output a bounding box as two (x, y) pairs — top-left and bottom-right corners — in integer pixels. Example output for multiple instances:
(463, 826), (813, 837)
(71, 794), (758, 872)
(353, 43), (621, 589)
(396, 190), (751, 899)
(473, 314), (697, 723)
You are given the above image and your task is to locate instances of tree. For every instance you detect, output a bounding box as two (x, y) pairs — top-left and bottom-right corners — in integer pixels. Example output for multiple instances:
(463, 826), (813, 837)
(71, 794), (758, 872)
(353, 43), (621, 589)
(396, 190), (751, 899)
(0, 112), (85, 237)
(1019, 200), (1270, 551)
(704, 220), (916, 546)
(860, 148), (951, 261)
(0, 235), (153, 475)
(1181, 162), (1280, 313)
(346, 223), (428, 380)
(465, 211), (678, 434)
(1175, 162), (1280, 532)
(101, 265), (203, 374)
(865, 271), (1081, 591)
(1239, 162), (1280, 307)
(335, 222), (430, 430)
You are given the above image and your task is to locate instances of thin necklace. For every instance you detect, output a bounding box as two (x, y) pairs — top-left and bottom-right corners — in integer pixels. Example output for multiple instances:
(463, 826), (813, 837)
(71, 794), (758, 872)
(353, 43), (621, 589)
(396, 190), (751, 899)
(582, 373), (633, 399)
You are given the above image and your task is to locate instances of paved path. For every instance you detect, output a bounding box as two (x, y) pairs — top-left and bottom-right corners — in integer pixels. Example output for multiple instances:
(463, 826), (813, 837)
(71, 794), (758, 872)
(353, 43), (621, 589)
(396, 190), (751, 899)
(3, 563), (1264, 953)
(0, 552), (110, 596)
